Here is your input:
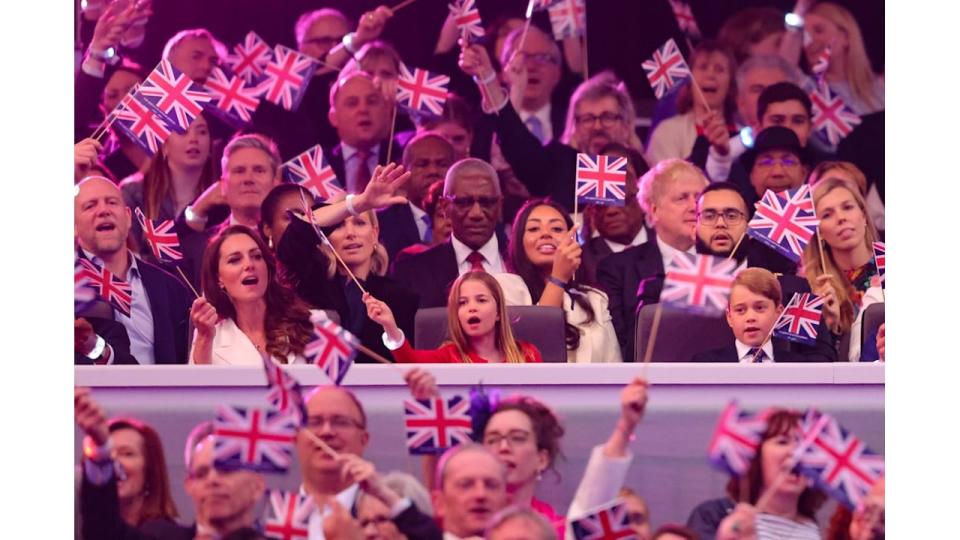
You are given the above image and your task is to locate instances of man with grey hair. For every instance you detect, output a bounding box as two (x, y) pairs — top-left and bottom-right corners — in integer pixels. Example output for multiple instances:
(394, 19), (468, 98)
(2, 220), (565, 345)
(391, 158), (508, 307)
(485, 506), (558, 540)
(499, 26), (567, 145)
(433, 444), (509, 540)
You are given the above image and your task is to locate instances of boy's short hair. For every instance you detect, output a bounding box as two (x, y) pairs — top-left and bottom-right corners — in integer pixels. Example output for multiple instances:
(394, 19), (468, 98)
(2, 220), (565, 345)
(757, 82), (813, 122)
(730, 268), (782, 306)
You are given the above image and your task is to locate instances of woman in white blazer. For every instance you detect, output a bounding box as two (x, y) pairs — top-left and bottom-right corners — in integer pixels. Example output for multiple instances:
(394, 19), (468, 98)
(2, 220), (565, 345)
(497, 199), (622, 363)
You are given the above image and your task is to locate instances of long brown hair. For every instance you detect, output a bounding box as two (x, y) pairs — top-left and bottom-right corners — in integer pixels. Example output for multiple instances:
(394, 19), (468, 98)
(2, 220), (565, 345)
(107, 418), (178, 525)
(802, 178), (878, 333)
(200, 225), (313, 360)
(445, 272), (529, 363)
(142, 113), (218, 219)
(724, 409), (826, 520)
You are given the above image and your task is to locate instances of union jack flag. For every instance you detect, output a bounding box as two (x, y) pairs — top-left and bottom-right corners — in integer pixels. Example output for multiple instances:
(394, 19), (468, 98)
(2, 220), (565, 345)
(547, 0), (586, 40)
(576, 153), (627, 206)
(262, 358), (306, 426)
(707, 401), (768, 476)
(528, 0), (562, 13)
(793, 410), (885, 509)
(809, 86), (861, 146)
(873, 241), (885, 289)
(112, 92), (175, 155)
(262, 489), (315, 540)
(75, 259), (98, 313)
(306, 312), (359, 386)
(811, 46), (831, 87)
(570, 499), (637, 540)
(77, 258), (133, 317)
(774, 293), (825, 346)
(226, 31), (273, 84)
(396, 64), (450, 117)
(258, 45), (318, 111)
(203, 66), (262, 128)
(404, 395), (473, 455)
(661, 253), (738, 316)
(746, 185), (819, 263)
(282, 144), (345, 201)
(641, 38), (691, 99)
(136, 60), (212, 133)
(134, 207), (182, 262)
(213, 404), (298, 474)
(449, 0), (484, 39)
(668, 0), (701, 39)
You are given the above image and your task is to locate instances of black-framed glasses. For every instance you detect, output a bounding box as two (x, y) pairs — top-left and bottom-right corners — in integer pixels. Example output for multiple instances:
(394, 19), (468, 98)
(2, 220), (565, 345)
(698, 209), (746, 225)
(519, 52), (560, 66)
(483, 430), (533, 448)
(445, 195), (501, 210)
(756, 156), (800, 168)
(574, 112), (623, 127)
(302, 35), (344, 49)
(625, 511), (648, 525)
(304, 414), (365, 431)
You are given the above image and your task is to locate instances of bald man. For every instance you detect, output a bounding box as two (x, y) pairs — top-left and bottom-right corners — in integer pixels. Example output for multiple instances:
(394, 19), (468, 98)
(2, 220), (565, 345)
(75, 177), (192, 364)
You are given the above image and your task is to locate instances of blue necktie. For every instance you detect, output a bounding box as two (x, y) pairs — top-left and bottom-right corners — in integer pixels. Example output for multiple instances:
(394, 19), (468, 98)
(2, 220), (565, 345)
(747, 347), (767, 363)
(525, 115), (546, 144)
(421, 214), (432, 244)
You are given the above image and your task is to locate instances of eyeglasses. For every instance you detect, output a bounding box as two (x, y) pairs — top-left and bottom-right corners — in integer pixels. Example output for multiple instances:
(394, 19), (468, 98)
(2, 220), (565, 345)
(304, 414), (365, 431)
(483, 430), (533, 448)
(445, 195), (501, 210)
(625, 511), (647, 525)
(574, 112), (623, 127)
(359, 515), (392, 529)
(756, 156), (800, 168)
(518, 52), (560, 66)
(302, 35), (344, 49)
(698, 209), (746, 225)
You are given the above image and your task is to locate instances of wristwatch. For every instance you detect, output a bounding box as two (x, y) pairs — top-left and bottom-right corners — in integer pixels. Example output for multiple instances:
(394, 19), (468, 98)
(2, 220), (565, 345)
(89, 46), (120, 65)
(342, 32), (359, 56)
(784, 12), (804, 31)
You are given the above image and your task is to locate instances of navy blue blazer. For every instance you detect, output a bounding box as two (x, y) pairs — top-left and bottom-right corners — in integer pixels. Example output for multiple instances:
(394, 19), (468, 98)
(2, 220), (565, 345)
(377, 203), (423, 261)
(328, 133), (409, 191)
(691, 338), (817, 363)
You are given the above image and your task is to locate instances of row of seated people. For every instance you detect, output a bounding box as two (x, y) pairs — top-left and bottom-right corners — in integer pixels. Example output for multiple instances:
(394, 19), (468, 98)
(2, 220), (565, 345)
(74, 372), (885, 540)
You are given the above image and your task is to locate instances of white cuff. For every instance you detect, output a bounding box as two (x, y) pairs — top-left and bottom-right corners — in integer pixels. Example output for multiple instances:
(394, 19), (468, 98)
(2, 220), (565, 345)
(381, 330), (405, 351)
(388, 497), (412, 519)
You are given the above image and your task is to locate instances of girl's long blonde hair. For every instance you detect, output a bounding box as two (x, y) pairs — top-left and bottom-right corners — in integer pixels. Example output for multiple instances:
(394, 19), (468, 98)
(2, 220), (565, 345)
(445, 272), (527, 363)
(810, 2), (882, 111)
(802, 177), (878, 333)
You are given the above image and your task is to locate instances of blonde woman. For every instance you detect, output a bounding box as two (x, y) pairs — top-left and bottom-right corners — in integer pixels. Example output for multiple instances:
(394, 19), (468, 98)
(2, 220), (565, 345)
(365, 271), (542, 363)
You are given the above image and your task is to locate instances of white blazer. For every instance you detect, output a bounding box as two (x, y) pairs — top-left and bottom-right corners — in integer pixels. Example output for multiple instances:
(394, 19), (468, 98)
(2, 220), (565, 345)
(493, 273), (623, 363)
(189, 311), (317, 366)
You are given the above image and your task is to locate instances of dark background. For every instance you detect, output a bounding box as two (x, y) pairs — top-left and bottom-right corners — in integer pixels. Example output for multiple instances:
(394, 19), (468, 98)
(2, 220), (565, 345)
(75, 0), (884, 105)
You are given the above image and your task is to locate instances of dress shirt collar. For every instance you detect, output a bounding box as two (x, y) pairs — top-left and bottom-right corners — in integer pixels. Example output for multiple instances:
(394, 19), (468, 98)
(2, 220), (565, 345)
(342, 141), (379, 164)
(81, 248), (140, 281)
(518, 102), (553, 141)
(603, 227), (649, 254)
(655, 234), (695, 269)
(735, 339), (775, 363)
(451, 234), (501, 272)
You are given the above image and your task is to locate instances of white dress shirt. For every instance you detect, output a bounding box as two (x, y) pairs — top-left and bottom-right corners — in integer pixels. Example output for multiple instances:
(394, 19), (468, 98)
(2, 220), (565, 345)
(450, 234), (505, 275)
(655, 235), (696, 270)
(341, 142), (380, 193)
(409, 202), (429, 242)
(602, 227), (648, 254)
(518, 103), (554, 143)
(300, 483), (360, 540)
(734, 339), (775, 363)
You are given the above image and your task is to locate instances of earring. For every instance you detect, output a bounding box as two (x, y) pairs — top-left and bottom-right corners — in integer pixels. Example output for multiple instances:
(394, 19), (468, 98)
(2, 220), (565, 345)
(268, 236), (273, 249)
(536, 469), (543, 482)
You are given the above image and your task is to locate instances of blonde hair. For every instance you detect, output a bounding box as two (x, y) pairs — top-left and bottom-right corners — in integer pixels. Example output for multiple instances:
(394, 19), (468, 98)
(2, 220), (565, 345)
(802, 177), (878, 332)
(808, 160), (867, 196)
(809, 3), (881, 111)
(636, 158), (708, 214)
(319, 209), (389, 279)
(562, 71), (643, 153)
(444, 272), (527, 363)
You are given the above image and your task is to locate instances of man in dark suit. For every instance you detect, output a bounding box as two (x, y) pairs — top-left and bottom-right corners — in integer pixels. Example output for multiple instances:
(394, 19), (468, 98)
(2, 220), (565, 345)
(597, 160), (707, 362)
(499, 26), (569, 146)
(75, 300), (137, 365)
(75, 177), (193, 364)
(391, 158), (508, 308)
(378, 132), (455, 259)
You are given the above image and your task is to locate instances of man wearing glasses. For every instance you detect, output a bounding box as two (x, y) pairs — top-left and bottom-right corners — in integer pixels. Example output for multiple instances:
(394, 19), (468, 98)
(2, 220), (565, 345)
(499, 27), (566, 145)
(742, 126), (810, 206)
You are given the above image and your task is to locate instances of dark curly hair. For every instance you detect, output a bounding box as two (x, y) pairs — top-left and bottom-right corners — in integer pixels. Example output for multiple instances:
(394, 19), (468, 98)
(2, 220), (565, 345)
(486, 396), (565, 480)
(200, 225), (313, 361)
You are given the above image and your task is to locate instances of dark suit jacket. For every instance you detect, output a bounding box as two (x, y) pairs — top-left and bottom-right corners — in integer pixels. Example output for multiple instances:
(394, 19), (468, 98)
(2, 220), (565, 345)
(596, 238), (664, 363)
(580, 228), (654, 288)
(75, 315), (138, 365)
(377, 203), (423, 261)
(328, 134), (409, 192)
(686, 497), (736, 540)
(692, 338), (820, 363)
(80, 467), (193, 540)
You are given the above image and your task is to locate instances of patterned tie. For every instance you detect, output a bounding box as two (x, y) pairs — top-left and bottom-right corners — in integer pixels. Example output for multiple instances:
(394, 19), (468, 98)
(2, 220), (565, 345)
(466, 251), (486, 273)
(352, 149), (372, 193)
(747, 347), (767, 363)
(421, 214), (433, 244)
(525, 115), (546, 144)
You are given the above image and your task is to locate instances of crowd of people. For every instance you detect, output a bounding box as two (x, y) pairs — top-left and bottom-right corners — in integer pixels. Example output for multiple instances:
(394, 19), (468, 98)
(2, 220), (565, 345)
(73, 1), (885, 538)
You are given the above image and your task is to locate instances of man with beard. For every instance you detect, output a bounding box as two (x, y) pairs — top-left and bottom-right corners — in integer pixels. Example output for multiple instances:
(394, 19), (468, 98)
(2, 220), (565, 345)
(377, 132), (455, 259)
(459, 43), (645, 212)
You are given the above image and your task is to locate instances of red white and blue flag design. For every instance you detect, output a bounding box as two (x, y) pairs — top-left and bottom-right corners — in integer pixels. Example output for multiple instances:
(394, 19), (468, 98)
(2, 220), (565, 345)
(306, 312), (359, 386)
(136, 60), (212, 133)
(396, 64), (450, 117)
(134, 207), (182, 262)
(873, 242), (885, 289)
(528, 0), (563, 14)
(547, 0), (586, 40)
(75, 259), (98, 312)
(403, 395), (473, 455)
(811, 46), (831, 87)
(203, 66), (262, 128)
(746, 185), (819, 263)
(112, 92), (175, 156)
(77, 258), (133, 317)
(258, 45), (318, 111)
(226, 31), (273, 84)
(661, 253), (738, 316)
(774, 293), (825, 346)
(262, 359), (306, 426)
(809, 86), (861, 146)
(213, 404), (298, 474)
(449, 0), (485, 39)
(668, 0), (701, 39)
(707, 401), (768, 476)
(570, 499), (637, 540)
(793, 410), (885, 509)
(262, 489), (315, 540)
(642, 38), (691, 99)
(282, 144), (345, 201)
(576, 153), (628, 207)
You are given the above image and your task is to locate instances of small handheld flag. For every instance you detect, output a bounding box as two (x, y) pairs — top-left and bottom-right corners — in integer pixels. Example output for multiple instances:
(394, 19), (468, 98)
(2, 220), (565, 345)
(213, 404), (298, 474)
(282, 144), (345, 201)
(112, 92), (175, 156)
(810, 86), (861, 146)
(226, 31), (273, 84)
(661, 253), (738, 316)
(570, 499), (637, 540)
(396, 64), (450, 117)
(707, 400), (768, 476)
(306, 312), (359, 385)
(134, 207), (183, 262)
(642, 38), (691, 99)
(746, 185), (820, 263)
(262, 359), (306, 426)
(449, 0), (485, 39)
(575, 153), (627, 206)
(547, 0), (586, 40)
(668, 0), (701, 39)
(403, 395), (473, 455)
(136, 59), (212, 133)
(774, 293), (825, 346)
(258, 45), (318, 111)
(203, 66), (263, 128)
(873, 242), (885, 289)
(262, 489), (314, 540)
(77, 258), (134, 317)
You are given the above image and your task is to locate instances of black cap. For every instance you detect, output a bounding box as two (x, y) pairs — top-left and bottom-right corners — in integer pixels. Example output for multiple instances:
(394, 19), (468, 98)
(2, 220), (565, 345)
(742, 126), (809, 172)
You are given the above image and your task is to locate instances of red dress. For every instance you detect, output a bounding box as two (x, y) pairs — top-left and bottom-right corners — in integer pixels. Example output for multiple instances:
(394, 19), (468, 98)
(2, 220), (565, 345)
(391, 340), (543, 363)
